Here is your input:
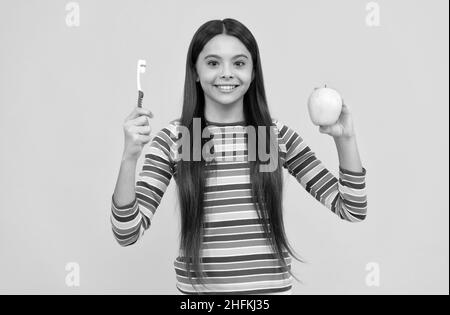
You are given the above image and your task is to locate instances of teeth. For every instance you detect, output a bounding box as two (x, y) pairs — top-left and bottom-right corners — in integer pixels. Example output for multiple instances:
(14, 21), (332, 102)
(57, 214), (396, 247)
(216, 85), (237, 91)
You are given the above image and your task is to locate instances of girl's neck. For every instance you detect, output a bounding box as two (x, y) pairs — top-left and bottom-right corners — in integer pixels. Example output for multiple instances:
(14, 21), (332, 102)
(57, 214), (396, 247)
(204, 98), (245, 124)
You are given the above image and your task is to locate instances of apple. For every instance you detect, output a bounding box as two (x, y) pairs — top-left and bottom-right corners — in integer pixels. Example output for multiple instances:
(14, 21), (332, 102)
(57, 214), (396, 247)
(307, 85), (343, 126)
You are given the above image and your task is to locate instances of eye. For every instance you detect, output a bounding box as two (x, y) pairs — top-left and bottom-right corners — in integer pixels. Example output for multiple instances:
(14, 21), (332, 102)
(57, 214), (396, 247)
(207, 60), (219, 67)
(235, 61), (246, 67)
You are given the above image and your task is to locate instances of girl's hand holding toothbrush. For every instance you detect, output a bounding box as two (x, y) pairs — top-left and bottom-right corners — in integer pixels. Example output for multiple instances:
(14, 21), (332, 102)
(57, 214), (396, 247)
(121, 59), (152, 161)
(122, 107), (153, 161)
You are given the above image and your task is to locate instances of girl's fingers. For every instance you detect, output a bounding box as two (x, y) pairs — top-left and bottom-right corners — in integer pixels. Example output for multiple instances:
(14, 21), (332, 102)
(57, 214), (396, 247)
(129, 115), (151, 126)
(137, 134), (152, 144)
(128, 125), (151, 135)
(125, 107), (153, 121)
(134, 125), (152, 135)
(341, 102), (350, 113)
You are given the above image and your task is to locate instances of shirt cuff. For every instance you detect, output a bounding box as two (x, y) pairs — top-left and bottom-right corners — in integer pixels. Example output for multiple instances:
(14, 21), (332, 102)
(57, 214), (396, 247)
(339, 166), (367, 177)
(111, 193), (138, 210)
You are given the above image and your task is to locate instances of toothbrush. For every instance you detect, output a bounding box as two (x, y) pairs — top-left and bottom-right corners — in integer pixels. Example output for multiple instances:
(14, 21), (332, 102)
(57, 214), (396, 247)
(137, 59), (146, 108)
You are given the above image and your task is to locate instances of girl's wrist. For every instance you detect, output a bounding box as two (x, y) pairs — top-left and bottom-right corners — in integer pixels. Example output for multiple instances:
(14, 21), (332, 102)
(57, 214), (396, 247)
(121, 153), (139, 164)
(333, 132), (356, 143)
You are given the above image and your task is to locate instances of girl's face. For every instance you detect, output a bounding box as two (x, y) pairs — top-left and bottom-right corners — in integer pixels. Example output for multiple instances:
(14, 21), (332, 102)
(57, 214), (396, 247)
(195, 34), (254, 107)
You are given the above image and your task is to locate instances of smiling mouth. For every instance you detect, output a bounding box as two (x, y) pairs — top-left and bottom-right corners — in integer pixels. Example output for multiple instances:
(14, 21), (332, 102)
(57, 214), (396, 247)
(214, 85), (240, 92)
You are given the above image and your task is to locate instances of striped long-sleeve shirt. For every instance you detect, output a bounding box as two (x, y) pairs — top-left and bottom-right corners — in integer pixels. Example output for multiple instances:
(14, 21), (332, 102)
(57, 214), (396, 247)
(111, 118), (367, 294)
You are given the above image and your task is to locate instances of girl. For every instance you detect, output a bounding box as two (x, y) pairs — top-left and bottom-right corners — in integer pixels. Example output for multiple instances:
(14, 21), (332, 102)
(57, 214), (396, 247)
(111, 18), (367, 295)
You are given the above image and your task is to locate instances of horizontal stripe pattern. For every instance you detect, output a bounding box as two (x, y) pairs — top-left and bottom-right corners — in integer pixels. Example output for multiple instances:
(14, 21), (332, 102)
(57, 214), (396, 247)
(111, 118), (367, 294)
(275, 120), (367, 222)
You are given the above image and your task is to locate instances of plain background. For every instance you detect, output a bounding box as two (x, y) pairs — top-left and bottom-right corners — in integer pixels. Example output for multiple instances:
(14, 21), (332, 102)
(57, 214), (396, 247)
(0, 0), (448, 294)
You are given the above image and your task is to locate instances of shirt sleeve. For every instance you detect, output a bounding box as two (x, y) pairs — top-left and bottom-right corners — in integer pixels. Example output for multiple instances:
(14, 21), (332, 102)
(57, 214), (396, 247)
(110, 122), (178, 246)
(274, 120), (367, 222)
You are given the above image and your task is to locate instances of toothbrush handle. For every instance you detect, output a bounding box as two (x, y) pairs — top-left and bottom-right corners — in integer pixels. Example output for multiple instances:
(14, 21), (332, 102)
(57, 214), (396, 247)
(137, 90), (144, 108)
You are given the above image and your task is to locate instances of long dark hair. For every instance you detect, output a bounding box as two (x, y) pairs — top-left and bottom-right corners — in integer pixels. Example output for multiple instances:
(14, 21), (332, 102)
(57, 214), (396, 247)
(174, 18), (303, 291)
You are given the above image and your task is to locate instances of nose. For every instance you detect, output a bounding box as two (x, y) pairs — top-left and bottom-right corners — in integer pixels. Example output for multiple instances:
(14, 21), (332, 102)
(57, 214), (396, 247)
(220, 63), (234, 79)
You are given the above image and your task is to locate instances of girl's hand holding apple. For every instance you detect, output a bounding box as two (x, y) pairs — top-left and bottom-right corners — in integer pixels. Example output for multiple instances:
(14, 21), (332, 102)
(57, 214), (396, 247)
(307, 85), (355, 139)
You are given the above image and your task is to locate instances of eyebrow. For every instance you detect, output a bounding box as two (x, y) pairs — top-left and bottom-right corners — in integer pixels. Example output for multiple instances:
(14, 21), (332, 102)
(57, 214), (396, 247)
(204, 54), (249, 60)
